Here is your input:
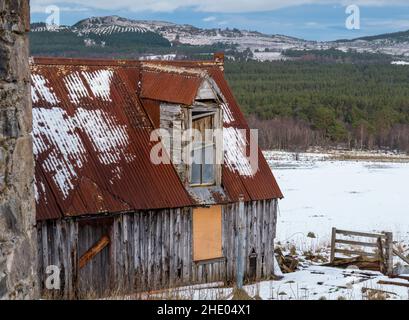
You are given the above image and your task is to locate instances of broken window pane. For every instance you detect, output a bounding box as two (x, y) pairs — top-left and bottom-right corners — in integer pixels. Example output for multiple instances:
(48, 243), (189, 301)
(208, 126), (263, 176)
(203, 145), (215, 184)
(191, 162), (202, 185)
(190, 111), (217, 186)
(191, 144), (203, 185)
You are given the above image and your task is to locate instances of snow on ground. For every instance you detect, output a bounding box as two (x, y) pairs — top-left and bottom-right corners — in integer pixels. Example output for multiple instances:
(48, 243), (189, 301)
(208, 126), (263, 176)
(177, 150), (409, 301)
(180, 150), (409, 301)
(138, 150), (409, 301)
(253, 51), (287, 62)
(392, 61), (409, 66)
(264, 150), (409, 247)
(253, 266), (409, 300)
(143, 265), (409, 300)
(139, 54), (177, 61)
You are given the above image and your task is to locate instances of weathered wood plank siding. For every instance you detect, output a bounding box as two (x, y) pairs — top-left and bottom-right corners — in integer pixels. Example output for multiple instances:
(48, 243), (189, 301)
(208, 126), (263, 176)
(37, 200), (278, 298)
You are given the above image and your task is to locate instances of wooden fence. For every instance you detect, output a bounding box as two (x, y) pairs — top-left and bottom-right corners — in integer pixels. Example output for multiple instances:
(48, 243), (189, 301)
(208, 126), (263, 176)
(330, 228), (393, 275)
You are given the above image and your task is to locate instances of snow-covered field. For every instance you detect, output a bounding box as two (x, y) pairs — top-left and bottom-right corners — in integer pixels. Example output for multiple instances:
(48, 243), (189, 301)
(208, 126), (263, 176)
(265, 151), (409, 247)
(253, 51), (288, 61)
(392, 60), (409, 66)
(143, 266), (409, 300)
(138, 150), (409, 301)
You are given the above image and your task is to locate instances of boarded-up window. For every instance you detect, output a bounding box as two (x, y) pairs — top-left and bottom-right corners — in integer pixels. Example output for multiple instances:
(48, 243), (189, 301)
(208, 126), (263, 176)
(193, 206), (223, 261)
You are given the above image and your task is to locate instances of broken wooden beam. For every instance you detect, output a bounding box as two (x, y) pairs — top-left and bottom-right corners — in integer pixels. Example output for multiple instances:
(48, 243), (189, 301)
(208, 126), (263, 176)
(335, 239), (378, 248)
(389, 275), (409, 281)
(326, 255), (369, 266)
(393, 249), (409, 265)
(362, 287), (397, 296)
(325, 255), (381, 271)
(79, 235), (110, 269)
(378, 280), (409, 288)
(335, 229), (386, 239)
(334, 248), (377, 257)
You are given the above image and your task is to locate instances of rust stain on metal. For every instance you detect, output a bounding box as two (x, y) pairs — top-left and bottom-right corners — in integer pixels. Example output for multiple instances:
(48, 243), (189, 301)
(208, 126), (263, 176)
(211, 66), (283, 201)
(31, 56), (283, 221)
(140, 69), (202, 106)
(31, 60), (194, 221)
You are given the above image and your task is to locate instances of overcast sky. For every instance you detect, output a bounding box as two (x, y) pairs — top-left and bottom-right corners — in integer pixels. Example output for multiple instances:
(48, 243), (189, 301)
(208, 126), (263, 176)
(30, 0), (409, 41)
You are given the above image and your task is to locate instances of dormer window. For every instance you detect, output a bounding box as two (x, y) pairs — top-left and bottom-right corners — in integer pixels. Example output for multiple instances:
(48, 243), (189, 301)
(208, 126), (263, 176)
(154, 75), (224, 188)
(190, 111), (216, 186)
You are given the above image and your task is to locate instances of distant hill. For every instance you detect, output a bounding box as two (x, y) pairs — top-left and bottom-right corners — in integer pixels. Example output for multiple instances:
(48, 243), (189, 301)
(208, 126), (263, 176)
(30, 20), (174, 58)
(29, 15), (306, 60)
(30, 15), (409, 61)
(29, 16), (409, 153)
(339, 29), (409, 43)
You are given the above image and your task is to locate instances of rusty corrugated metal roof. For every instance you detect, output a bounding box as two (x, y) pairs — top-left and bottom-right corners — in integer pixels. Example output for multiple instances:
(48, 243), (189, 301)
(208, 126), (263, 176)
(209, 66), (284, 201)
(140, 68), (203, 105)
(143, 60), (283, 201)
(140, 98), (161, 128)
(31, 57), (283, 221)
(31, 58), (194, 221)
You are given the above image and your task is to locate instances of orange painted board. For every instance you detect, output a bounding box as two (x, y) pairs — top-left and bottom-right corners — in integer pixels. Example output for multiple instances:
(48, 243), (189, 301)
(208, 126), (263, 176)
(193, 206), (223, 261)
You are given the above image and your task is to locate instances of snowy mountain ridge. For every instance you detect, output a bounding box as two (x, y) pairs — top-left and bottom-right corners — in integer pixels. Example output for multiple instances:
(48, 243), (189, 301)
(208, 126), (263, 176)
(31, 15), (409, 60)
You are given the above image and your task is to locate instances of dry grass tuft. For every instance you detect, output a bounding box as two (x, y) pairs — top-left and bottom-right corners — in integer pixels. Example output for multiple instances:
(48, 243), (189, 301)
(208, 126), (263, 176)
(232, 288), (253, 300)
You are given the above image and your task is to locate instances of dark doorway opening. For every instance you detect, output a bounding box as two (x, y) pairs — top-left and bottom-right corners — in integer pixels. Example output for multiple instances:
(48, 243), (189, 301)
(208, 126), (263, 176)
(249, 249), (257, 281)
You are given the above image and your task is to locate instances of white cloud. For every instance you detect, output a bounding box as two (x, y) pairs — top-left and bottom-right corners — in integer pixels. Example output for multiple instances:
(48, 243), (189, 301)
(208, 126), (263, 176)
(306, 21), (319, 26)
(203, 16), (217, 22)
(364, 18), (409, 29)
(30, 0), (409, 13)
(31, 4), (90, 13)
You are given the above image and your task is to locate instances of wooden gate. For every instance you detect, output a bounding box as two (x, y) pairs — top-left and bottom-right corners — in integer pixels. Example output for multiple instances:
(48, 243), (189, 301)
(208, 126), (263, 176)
(330, 228), (393, 275)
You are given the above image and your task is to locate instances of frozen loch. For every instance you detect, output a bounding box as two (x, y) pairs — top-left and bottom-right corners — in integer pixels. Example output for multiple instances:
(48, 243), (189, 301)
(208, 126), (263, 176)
(265, 151), (409, 246)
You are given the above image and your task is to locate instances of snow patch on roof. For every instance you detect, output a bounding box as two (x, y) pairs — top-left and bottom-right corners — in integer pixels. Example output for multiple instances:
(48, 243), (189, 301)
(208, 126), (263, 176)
(33, 106), (134, 199)
(33, 177), (47, 205)
(76, 108), (134, 165)
(224, 127), (255, 176)
(221, 102), (235, 124)
(31, 74), (60, 105)
(82, 70), (114, 102)
(33, 107), (86, 199)
(64, 72), (90, 104)
(31, 87), (40, 104)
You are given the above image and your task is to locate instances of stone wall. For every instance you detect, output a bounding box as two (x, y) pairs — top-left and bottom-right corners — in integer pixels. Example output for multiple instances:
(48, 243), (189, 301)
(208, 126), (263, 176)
(0, 0), (37, 299)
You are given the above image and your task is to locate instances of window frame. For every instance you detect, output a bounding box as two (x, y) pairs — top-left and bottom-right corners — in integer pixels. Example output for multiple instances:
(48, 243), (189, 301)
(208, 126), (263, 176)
(190, 111), (217, 187)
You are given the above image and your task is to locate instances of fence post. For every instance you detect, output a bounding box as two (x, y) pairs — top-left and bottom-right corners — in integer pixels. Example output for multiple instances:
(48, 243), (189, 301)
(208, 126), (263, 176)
(377, 237), (386, 274)
(330, 227), (337, 264)
(385, 232), (394, 276)
(236, 195), (245, 289)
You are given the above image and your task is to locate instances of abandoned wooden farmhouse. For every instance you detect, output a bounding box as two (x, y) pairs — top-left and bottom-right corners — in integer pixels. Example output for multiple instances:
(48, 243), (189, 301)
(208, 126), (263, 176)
(31, 54), (283, 298)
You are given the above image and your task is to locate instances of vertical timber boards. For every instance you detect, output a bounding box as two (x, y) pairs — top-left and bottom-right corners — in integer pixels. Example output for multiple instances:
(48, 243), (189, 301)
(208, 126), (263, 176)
(37, 199), (278, 298)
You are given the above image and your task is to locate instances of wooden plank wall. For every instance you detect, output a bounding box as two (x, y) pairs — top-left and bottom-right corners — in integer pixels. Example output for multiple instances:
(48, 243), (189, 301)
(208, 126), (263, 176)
(223, 200), (278, 282)
(159, 103), (188, 183)
(77, 219), (112, 297)
(37, 219), (79, 299)
(37, 199), (278, 298)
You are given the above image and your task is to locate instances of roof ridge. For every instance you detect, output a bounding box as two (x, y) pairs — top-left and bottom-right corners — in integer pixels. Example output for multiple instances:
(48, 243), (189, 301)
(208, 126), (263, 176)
(31, 57), (219, 68)
(141, 63), (207, 77)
